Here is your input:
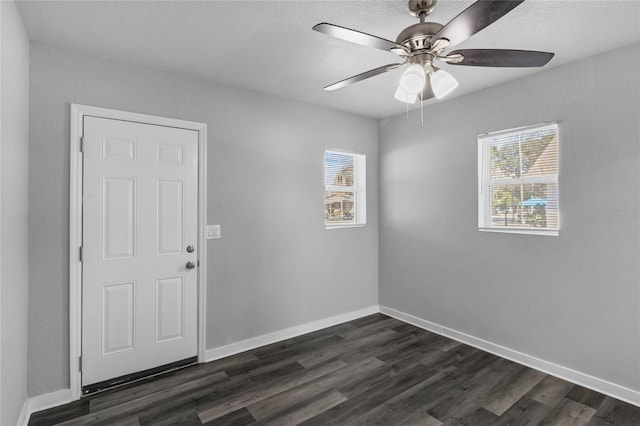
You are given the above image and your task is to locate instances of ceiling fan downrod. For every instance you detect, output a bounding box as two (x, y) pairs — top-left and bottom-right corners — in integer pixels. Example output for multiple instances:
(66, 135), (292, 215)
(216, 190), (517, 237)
(395, 0), (447, 55)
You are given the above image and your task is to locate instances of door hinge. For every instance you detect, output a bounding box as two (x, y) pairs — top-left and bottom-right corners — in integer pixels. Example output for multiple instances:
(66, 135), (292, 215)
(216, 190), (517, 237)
(79, 246), (83, 262)
(79, 356), (82, 372)
(80, 136), (85, 153)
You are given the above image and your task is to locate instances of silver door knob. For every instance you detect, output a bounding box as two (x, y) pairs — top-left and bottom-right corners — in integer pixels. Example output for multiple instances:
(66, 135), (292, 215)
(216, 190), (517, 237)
(186, 245), (195, 253)
(186, 261), (196, 270)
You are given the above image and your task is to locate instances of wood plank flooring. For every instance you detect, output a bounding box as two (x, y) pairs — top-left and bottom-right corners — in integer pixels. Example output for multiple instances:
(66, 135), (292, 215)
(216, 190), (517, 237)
(29, 314), (640, 425)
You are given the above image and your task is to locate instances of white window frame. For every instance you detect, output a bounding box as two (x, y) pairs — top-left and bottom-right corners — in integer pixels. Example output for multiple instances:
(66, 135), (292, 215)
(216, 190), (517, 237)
(478, 122), (559, 236)
(324, 149), (366, 229)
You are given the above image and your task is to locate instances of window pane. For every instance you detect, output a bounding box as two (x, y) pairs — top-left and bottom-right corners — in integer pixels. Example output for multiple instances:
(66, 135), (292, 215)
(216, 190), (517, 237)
(490, 126), (558, 180)
(489, 183), (559, 229)
(325, 149), (365, 227)
(325, 191), (355, 223)
(325, 151), (354, 187)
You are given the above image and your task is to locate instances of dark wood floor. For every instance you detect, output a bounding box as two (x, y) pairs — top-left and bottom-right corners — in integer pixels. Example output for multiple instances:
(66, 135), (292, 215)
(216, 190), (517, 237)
(30, 314), (640, 425)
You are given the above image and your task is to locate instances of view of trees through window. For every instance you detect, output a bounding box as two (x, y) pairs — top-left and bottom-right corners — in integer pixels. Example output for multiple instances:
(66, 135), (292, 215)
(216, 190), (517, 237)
(483, 123), (559, 231)
(325, 151), (355, 224)
(490, 184), (557, 228)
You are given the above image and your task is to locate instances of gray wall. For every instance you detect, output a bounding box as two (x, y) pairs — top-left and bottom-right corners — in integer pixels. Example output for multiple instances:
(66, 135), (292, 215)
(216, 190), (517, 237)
(1, 1), (30, 423)
(28, 42), (379, 396)
(379, 43), (640, 392)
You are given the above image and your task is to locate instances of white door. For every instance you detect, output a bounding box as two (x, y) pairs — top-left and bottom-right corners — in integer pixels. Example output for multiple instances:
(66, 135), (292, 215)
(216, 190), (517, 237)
(82, 116), (198, 389)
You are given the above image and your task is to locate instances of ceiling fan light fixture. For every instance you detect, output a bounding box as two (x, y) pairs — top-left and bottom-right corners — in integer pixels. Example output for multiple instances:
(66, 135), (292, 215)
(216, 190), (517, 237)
(394, 86), (418, 104)
(314, 0), (554, 122)
(399, 64), (426, 94)
(430, 69), (458, 99)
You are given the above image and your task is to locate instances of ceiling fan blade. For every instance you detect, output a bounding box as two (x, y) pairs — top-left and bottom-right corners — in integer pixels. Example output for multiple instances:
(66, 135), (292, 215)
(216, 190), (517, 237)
(323, 63), (403, 91)
(447, 49), (554, 67)
(432, 0), (525, 48)
(313, 23), (406, 53)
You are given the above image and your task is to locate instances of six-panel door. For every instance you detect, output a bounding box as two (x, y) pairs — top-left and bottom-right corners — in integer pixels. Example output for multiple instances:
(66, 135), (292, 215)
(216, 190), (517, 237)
(82, 116), (198, 387)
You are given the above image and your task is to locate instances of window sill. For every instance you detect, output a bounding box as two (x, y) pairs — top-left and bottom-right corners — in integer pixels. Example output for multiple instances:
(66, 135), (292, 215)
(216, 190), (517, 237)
(325, 223), (366, 230)
(479, 227), (558, 236)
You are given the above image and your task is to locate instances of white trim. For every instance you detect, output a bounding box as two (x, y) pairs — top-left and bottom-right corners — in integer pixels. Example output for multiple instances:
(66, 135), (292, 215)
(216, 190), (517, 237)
(197, 112), (208, 364)
(379, 305), (640, 407)
(324, 150), (366, 228)
(69, 104), (207, 400)
(20, 304), (640, 421)
(478, 121), (559, 139)
(479, 227), (559, 237)
(69, 105), (83, 400)
(325, 224), (367, 230)
(325, 147), (366, 157)
(204, 306), (379, 362)
(17, 389), (73, 426)
(477, 122), (560, 236)
(22, 306), (378, 422)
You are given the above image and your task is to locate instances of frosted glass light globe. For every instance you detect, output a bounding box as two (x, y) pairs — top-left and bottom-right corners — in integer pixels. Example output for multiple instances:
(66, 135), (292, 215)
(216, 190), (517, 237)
(394, 86), (418, 104)
(431, 69), (459, 99)
(399, 64), (426, 94)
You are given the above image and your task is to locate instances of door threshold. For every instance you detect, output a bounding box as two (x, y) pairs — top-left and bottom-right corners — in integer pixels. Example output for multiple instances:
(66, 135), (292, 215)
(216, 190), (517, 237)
(82, 356), (198, 396)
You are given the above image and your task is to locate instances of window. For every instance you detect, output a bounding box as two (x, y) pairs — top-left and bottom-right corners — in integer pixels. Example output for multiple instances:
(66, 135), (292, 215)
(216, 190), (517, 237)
(324, 150), (366, 227)
(478, 122), (559, 235)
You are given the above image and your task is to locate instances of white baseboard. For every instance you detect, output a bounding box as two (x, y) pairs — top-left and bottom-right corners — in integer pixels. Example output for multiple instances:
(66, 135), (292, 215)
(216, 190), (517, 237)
(17, 306), (379, 424)
(204, 305), (379, 363)
(18, 304), (639, 425)
(17, 388), (73, 426)
(379, 305), (640, 407)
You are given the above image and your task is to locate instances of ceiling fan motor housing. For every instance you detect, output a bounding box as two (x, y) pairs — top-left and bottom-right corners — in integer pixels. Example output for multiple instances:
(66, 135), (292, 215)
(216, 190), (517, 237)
(395, 22), (444, 51)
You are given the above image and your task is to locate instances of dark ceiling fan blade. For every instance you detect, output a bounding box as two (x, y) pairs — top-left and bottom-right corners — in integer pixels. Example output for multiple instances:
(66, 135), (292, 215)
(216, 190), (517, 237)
(432, 0), (525, 48)
(323, 63), (403, 91)
(313, 23), (406, 53)
(447, 49), (554, 67)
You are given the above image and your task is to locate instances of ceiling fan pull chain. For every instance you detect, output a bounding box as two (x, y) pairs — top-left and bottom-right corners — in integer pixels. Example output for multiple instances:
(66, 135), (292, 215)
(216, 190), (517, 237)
(406, 94), (410, 118)
(420, 91), (424, 129)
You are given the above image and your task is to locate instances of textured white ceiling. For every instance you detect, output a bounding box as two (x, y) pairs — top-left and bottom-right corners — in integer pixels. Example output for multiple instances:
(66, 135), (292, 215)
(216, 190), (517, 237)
(15, 0), (640, 119)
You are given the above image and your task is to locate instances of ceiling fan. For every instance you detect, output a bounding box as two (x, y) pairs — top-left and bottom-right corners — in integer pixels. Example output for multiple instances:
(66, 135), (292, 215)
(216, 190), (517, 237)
(313, 0), (554, 104)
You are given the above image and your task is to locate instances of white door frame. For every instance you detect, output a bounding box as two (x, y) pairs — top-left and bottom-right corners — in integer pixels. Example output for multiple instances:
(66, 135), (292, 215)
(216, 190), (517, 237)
(69, 104), (207, 400)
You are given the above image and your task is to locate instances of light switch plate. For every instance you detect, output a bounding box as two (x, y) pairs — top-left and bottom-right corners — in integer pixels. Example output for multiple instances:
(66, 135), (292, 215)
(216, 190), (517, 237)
(206, 224), (221, 240)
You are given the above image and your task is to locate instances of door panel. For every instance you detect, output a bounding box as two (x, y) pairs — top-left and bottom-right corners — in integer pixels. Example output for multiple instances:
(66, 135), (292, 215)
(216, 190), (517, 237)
(101, 281), (135, 356)
(102, 177), (136, 260)
(156, 276), (184, 342)
(82, 116), (198, 388)
(156, 179), (184, 255)
(103, 138), (136, 162)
